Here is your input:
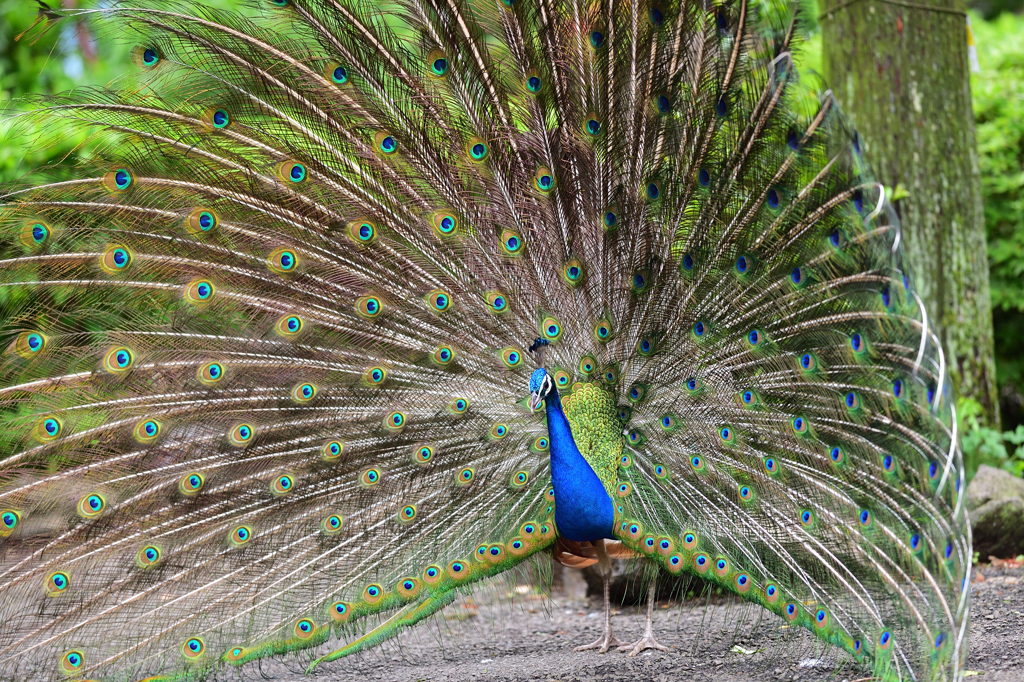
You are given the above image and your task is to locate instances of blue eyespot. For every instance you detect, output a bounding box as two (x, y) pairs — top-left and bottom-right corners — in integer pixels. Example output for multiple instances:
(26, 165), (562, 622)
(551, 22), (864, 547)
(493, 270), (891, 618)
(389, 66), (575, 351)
(211, 109), (229, 128)
(736, 256), (749, 273)
(787, 128), (800, 150)
(767, 188), (780, 209)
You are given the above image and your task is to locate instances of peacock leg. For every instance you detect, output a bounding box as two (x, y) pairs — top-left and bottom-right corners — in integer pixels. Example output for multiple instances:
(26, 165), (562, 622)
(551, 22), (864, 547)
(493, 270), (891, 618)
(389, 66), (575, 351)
(574, 540), (623, 653)
(617, 578), (670, 656)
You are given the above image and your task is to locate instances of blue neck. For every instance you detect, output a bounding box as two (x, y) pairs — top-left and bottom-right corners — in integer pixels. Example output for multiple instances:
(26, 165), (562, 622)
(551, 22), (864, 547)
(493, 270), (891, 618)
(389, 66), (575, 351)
(545, 391), (615, 542)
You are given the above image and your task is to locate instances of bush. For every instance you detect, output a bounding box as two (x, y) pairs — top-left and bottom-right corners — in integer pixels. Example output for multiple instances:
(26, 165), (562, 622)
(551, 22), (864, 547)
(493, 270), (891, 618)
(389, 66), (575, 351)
(971, 12), (1024, 431)
(959, 398), (1024, 481)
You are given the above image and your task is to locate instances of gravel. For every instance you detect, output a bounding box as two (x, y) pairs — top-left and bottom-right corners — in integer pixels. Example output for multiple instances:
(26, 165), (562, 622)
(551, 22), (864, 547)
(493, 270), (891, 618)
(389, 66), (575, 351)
(220, 563), (1024, 681)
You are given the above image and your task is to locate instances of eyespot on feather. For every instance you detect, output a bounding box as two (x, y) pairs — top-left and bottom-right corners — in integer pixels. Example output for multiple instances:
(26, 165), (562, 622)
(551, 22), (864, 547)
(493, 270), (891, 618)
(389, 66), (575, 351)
(425, 289), (452, 313)
(355, 295), (384, 319)
(328, 601), (351, 622)
(133, 418), (162, 443)
(397, 504), (417, 524)
(179, 472), (205, 496)
(102, 168), (134, 193)
(10, 331), (47, 359)
(533, 166), (555, 193)
(100, 244), (133, 274)
(360, 468), (382, 487)
(484, 291), (509, 314)
(426, 49), (449, 78)
(77, 493), (106, 519)
(430, 210), (459, 238)
(270, 474), (296, 496)
(322, 440), (344, 461)
(291, 382), (318, 403)
(363, 583), (384, 603)
(45, 571), (70, 597)
(267, 247), (299, 274)
(384, 411), (406, 431)
(432, 345), (456, 366)
(136, 544), (162, 568)
(276, 160), (308, 184)
(525, 70), (543, 94)
(293, 619), (317, 640)
(499, 229), (525, 256)
(197, 361), (225, 385)
(510, 470), (530, 489)
(102, 346), (135, 374)
(455, 467), (475, 486)
(499, 347), (524, 369)
(182, 637), (205, 659)
(131, 45), (162, 68)
(413, 444), (434, 464)
(325, 62), (350, 86)
(275, 314), (305, 337)
(227, 423), (255, 447)
(397, 577), (422, 598)
(0, 509), (20, 537)
(61, 650), (85, 673)
(466, 136), (489, 162)
(201, 106), (231, 130)
(183, 279), (216, 304)
(20, 220), (51, 248)
(228, 525), (252, 547)
(347, 219), (378, 246)
(186, 208), (218, 235)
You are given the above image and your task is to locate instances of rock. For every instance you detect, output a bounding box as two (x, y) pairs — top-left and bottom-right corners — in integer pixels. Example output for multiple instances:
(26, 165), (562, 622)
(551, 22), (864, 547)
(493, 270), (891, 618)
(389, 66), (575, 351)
(967, 465), (1024, 511)
(968, 465), (1024, 559)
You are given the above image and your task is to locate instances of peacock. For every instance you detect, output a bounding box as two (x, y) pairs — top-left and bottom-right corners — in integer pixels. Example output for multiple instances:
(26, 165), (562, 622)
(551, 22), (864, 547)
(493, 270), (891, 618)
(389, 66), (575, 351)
(0, 0), (971, 680)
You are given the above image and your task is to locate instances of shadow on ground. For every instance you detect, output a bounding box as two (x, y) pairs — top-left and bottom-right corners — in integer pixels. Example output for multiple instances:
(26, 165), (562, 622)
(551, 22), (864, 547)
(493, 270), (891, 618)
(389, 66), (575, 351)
(225, 563), (1023, 681)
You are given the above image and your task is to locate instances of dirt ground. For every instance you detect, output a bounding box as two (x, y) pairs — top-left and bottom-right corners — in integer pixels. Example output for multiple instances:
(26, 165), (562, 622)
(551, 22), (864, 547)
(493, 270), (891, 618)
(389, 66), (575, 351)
(233, 563), (1024, 681)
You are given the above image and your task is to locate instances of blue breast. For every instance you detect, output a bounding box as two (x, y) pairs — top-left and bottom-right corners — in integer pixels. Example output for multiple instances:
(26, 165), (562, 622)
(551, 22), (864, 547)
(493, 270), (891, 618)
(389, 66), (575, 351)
(545, 391), (615, 542)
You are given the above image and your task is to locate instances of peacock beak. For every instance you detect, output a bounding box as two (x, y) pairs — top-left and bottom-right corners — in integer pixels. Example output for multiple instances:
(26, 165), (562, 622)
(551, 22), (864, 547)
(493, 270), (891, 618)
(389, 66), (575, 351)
(528, 391), (543, 413)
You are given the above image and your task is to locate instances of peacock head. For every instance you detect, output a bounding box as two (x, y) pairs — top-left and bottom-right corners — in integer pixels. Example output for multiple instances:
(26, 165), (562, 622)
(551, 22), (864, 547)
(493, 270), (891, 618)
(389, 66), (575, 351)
(528, 368), (554, 413)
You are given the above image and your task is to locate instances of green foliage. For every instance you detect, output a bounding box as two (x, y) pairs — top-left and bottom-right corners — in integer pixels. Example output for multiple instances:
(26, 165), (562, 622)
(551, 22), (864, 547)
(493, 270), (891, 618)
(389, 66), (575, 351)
(959, 397), (1024, 481)
(971, 11), (1024, 430)
(0, 0), (249, 182)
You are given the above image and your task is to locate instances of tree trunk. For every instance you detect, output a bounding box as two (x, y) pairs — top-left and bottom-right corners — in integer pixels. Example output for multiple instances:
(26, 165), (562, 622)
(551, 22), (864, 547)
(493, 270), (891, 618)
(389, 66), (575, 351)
(820, 0), (1000, 428)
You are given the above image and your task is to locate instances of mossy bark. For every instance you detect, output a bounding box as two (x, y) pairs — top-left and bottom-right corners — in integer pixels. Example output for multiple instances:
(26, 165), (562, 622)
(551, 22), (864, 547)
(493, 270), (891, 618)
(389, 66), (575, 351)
(821, 0), (1000, 427)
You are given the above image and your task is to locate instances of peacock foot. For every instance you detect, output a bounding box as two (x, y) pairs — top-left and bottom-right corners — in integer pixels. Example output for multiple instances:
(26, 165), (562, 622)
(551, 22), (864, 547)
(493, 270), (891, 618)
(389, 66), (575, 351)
(574, 631), (624, 653)
(617, 633), (670, 657)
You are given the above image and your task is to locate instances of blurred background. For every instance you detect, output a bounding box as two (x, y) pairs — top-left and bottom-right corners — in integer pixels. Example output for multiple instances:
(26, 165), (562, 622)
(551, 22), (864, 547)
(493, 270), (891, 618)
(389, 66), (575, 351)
(1, 0), (1023, 484)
